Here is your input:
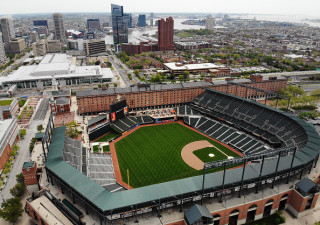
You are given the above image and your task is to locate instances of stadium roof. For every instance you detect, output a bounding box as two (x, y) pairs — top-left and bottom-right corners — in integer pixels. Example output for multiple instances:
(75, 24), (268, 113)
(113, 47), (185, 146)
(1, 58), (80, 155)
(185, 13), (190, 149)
(47, 89), (320, 213)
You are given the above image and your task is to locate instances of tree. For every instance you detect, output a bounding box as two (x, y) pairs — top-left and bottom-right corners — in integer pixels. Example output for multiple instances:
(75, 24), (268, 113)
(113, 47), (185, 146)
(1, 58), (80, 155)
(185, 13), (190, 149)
(19, 129), (26, 139)
(179, 75), (184, 82)
(183, 71), (190, 79)
(16, 173), (24, 184)
(0, 197), (24, 223)
(133, 69), (140, 76)
(95, 60), (101, 65)
(10, 183), (26, 198)
(114, 83), (118, 87)
(66, 121), (81, 138)
(106, 62), (112, 68)
(37, 124), (44, 132)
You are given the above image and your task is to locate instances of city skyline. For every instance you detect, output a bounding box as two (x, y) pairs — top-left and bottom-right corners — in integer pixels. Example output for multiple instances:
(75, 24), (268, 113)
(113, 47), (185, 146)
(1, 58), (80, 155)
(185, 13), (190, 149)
(0, 0), (319, 17)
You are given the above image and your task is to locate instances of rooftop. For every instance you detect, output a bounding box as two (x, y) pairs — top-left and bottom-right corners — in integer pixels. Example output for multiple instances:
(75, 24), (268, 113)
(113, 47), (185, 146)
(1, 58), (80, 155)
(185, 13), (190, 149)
(29, 195), (73, 225)
(164, 62), (222, 71)
(23, 161), (35, 168)
(2, 53), (115, 83)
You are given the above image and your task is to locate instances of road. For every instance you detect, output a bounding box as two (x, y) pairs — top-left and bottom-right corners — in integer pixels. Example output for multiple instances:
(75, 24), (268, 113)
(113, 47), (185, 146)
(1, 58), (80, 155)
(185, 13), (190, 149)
(0, 52), (32, 77)
(108, 55), (132, 87)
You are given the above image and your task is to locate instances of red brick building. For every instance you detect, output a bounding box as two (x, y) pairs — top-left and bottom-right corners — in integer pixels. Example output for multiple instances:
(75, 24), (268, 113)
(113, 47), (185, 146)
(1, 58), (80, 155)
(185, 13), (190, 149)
(0, 118), (19, 171)
(47, 90), (72, 114)
(76, 77), (287, 115)
(158, 17), (174, 51)
(22, 161), (38, 185)
(0, 98), (20, 120)
(121, 41), (158, 56)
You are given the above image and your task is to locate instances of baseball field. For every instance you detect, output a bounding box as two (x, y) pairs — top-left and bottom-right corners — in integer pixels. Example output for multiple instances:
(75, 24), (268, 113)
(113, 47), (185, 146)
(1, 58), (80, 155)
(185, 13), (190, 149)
(114, 122), (241, 188)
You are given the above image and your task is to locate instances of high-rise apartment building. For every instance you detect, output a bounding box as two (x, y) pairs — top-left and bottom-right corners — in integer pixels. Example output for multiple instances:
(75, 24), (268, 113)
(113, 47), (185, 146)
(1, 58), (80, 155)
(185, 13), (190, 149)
(0, 17), (15, 52)
(138, 15), (146, 27)
(158, 17), (174, 51)
(111, 4), (128, 46)
(0, 33), (6, 64)
(53, 13), (66, 42)
(206, 15), (215, 31)
(87, 19), (101, 31)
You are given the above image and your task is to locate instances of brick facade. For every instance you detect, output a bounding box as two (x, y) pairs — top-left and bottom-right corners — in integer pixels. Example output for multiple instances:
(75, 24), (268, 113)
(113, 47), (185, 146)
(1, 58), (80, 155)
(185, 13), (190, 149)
(76, 79), (287, 115)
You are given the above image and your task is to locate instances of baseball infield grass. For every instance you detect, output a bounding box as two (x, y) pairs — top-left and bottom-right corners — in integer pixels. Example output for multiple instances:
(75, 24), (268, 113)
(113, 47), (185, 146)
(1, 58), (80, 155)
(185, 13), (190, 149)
(115, 123), (241, 188)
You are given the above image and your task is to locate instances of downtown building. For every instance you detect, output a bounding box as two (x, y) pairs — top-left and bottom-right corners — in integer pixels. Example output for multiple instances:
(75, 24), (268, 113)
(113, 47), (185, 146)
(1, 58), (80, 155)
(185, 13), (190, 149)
(53, 13), (66, 43)
(0, 16), (15, 52)
(87, 19), (101, 31)
(206, 15), (215, 31)
(121, 17), (174, 55)
(84, 39), (106, 56)
(0, 33), (6, 64)
(138, 15), (146, 27)
(111, 4), (128, 49)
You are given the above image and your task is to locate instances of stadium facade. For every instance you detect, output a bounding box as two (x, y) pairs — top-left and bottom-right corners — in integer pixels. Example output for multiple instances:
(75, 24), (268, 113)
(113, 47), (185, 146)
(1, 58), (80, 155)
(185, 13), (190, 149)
(43, 83), (320, 225)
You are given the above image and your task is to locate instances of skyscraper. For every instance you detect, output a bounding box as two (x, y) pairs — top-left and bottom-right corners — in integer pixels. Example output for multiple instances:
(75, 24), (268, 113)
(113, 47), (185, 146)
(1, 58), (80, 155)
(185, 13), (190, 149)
(0, 16), (15, 52)
(206, 15), (215, 31)
(87, 19), (101, 31)
(158, 17), (174, 51)
(124, 13), (132, 28)
(53, 13), (66, 42)
(111, 4), (128, 46)
(0, 33), (6, 64)
(138, 15), (146, 27)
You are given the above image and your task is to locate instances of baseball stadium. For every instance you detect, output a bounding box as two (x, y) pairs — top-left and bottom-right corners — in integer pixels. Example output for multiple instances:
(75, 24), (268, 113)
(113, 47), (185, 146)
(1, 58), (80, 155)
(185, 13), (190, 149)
(40, 85), (320, 225)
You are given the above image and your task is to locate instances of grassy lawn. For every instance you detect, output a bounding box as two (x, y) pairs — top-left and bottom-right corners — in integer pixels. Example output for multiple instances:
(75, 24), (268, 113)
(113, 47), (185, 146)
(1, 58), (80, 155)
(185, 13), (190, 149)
(93, 145), (100, 153)
(0, 99), (13, 106)
(95, 132), (119, 142)
(103, 145), (110, 152)
(115, 123), (240, 188)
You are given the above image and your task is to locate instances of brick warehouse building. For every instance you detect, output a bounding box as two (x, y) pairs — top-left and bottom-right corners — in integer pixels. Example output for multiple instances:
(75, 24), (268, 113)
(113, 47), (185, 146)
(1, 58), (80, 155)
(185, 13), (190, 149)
(76, 76), (287, 115)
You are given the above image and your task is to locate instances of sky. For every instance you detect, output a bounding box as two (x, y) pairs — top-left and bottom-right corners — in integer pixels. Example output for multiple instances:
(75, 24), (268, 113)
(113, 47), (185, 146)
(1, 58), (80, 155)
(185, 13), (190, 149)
(1, 0), (320, 17)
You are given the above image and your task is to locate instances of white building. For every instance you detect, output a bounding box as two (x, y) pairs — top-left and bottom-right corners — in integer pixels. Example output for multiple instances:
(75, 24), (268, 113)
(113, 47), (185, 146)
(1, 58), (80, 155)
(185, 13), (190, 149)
(1, 54), (115, 89)
(206, 15), (215, 31)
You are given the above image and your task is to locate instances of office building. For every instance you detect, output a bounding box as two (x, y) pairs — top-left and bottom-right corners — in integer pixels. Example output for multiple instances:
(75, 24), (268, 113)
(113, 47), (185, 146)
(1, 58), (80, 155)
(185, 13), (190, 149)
(46, 40), (62, 53)
(158, 17), (174, 51)
(53, 13), (66, 42)
(87, 19), (100, 31)
(0, 33), (6, 64)
(150, 19), (153, 27)
(124, 13), (132, 28)
(0, 17), (15, 52)
(9, 38), (26, 53)
(84, 39), (106, 56)
(206, 15), (215, 31)
(32, 41), (47, 56)
(33, 20), (48, 28)
(138, 15), (146, 27)
(111, 4), (128, 45)
(30, 31), (39, 43)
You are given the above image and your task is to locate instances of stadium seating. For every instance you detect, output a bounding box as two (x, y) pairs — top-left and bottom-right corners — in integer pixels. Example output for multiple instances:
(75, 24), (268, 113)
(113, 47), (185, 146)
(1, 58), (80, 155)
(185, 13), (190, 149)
(183, 88), (308, 156)
(87, 153), (125, 192)
(63, 137), (84, 172)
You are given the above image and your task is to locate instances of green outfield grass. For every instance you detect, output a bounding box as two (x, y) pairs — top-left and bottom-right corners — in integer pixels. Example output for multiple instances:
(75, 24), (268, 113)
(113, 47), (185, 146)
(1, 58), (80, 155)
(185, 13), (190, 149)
(95, 132), (120, 142)
(103, 145), (110, 152)
(115, 123), (240, 188)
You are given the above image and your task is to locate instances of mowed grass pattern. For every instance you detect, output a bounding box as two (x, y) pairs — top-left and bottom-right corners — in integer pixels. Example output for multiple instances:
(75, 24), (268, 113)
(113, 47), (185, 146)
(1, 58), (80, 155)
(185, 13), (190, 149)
(115, 123), (240, 188)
